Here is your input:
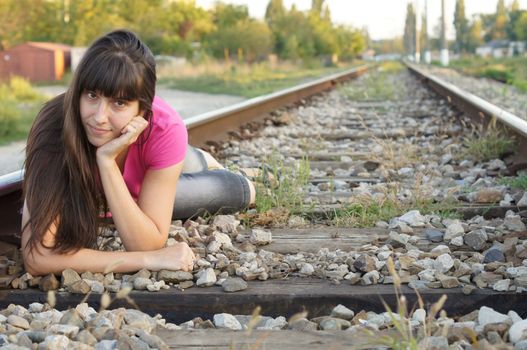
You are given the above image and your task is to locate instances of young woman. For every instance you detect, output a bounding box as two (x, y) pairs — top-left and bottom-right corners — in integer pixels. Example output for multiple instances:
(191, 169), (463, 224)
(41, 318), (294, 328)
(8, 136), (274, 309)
(21, 30), (255, 277)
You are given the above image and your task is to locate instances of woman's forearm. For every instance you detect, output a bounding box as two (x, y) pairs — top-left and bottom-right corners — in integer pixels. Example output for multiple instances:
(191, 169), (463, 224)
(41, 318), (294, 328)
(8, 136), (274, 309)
(24, 245), (150, 276)
(97, 158), (166, 251)
(23, 241), (195, 277)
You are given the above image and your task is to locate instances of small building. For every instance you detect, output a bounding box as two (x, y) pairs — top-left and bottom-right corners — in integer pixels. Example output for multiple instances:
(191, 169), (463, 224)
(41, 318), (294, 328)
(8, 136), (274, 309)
(475, 40), (525, 58)
(0, 42), (71, 82)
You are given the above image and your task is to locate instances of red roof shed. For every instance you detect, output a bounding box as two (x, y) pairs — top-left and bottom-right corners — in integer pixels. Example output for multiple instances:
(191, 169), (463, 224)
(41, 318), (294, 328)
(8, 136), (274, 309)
(0, 42), (72, 82)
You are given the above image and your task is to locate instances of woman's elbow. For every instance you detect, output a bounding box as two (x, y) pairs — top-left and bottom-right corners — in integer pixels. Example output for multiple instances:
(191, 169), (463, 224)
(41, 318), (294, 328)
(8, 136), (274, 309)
(22, 248), (55, 277)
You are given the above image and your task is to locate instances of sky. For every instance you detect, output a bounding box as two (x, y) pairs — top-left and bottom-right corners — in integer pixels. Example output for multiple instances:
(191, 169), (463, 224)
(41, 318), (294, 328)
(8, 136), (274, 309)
(195, 0), (527, 40)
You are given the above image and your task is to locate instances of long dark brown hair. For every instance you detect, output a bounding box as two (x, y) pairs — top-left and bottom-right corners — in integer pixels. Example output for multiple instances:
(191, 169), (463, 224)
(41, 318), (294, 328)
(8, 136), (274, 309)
(23, 30), (156, 254)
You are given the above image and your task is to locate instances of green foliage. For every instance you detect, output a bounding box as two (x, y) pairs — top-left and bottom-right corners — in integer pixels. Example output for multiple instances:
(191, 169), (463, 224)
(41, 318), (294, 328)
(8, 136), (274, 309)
(328, 193), (459, 227)
(0, 77), (45, 143)
(255, 155), (310, 214)
(498, 174), (527, 191)
(481, 65), (513, 83)
(448, 56), (527, 92)
(403, 3), (416, 55)
(462, 125), (516, 162)
(265, 0), (365, 61)
(205, 19), (273, 62)
(0, 0), (365, 62)
(9, 76), (43, 101)
(515, 11), (527, 41)
(330, 196), (404, 228)
(0, 100), (21, 138)
(339, 63), (403, 101)
(454, 0), (469, 53)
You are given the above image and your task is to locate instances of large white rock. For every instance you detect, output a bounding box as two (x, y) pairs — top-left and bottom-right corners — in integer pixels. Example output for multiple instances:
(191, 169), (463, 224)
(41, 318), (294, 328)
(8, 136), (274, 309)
(510, 319), (527, 344)
(444, 220), (464, 241)
(213, 313), (242, 330)
(398, 210), (426, 227)
(477, 306), (510, 327)
(196, 268), (217, 287)
(250, 228), (272, 245)
(433, 254), (454, 273)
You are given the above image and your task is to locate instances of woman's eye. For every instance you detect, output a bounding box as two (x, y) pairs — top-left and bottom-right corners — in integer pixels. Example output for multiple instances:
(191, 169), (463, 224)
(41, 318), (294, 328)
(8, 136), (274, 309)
(115, 100), (127, 108)
(87, 91), (97, 99)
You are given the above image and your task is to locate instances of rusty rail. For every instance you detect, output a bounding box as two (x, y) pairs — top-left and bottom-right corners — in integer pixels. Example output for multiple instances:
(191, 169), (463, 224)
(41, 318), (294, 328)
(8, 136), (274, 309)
(406, 62), (527, 168)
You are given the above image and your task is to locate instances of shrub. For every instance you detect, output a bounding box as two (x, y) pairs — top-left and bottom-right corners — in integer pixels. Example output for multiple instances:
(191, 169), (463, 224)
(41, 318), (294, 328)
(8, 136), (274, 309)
(0, 100), (21, 137)
(9, 76), (42, 101)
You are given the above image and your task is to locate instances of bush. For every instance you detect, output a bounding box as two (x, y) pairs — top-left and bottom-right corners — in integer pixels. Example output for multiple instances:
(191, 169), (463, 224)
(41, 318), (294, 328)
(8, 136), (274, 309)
(9, 76), (42, 101)
(0, 100), (21, 137)
(480, 65), (513, 83)
(0, 77), (45, 142)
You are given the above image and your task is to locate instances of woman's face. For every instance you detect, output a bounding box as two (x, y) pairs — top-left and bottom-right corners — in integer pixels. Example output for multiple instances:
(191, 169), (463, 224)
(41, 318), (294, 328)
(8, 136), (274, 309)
(80, 90), (141, 147)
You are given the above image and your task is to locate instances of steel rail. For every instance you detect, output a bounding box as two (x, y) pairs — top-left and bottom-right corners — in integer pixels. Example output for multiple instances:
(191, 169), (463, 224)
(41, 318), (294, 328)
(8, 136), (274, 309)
(0, 65), (370, 239)
(185, 65), (369, 146)
(406, 63), (527, 166)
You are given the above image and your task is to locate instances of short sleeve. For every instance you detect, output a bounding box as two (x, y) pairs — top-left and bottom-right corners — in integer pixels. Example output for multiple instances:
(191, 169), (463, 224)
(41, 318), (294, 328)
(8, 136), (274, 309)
(143, 116), (188, 170)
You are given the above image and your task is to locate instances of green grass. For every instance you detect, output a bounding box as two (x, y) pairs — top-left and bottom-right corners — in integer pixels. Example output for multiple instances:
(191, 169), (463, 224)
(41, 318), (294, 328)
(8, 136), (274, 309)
(327, 195), (460, 227)
(255, 154), (311, 214)
(446, 56), (527, 93)
(339, 61), (404, 101)
(0, 77), (46, 145)
(159, 62), (354, 98)
(461, 125), (516, 162)
(239, 154), (311, 227)
(498, 174), (527, 191)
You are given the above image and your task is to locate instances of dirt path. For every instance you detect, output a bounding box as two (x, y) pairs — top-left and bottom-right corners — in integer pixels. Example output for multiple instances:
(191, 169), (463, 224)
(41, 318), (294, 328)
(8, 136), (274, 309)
(0, 87), (245, 176)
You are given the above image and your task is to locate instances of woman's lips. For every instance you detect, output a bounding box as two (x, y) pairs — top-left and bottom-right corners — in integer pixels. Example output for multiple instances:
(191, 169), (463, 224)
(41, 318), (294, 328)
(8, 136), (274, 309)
(88, 125), (111, 136)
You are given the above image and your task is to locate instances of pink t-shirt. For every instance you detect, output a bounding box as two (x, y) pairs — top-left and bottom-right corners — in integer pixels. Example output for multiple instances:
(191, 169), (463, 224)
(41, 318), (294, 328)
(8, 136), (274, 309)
(123, 96), (188, 200)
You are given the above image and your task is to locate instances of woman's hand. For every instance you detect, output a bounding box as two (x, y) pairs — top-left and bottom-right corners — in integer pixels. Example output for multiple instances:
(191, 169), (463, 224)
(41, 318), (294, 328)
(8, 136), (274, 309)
(148, 242), (196, 272)
(96, 116), (148, 162)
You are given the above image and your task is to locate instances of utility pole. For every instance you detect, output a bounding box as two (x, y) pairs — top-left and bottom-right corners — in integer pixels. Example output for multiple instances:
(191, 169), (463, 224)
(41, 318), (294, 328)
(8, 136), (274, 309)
(415, 0), (420, 62)
(440, 0), (449, 66)
(424, 0), (431, 63)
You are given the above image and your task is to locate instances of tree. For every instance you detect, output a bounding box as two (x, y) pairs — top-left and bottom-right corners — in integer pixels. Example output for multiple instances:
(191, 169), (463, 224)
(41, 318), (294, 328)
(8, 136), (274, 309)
(453, 0), (469, 52)
(265, 0), (285, 26)
(467, 16), (484, 52)
(420, 12), (428, 55)
(506, 1), (523, 41)
(308, 0), (337, 57)
(311, 0), (324, 16)
(205, 19), (273, 62)
(334, 26), (365, 59)
(211, 2), (249, 27)
(491, 0), (508, 40)
(515, 11), (527, 41)
(403, 3), (416, 55)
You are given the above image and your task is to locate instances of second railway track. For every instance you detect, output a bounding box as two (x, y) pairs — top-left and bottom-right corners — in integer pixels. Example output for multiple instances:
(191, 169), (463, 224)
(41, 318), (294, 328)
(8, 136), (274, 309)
(1, 62), (527, 349)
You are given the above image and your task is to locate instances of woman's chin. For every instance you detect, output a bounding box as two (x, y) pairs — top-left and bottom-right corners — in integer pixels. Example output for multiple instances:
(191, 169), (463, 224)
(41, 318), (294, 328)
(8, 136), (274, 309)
(87, 135), (110, 148)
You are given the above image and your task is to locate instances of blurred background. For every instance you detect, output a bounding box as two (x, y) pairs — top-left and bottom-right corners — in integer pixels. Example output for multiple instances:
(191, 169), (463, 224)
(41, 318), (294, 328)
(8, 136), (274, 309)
(0, 0), (526, 172)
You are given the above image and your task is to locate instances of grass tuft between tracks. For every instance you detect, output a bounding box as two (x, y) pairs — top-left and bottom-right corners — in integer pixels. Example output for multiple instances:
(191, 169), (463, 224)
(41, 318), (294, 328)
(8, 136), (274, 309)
(460, 121), (516, 163)
(241, 154), (311, 227)
(326, 194), (460, 228)
(499, 174), (527, 191)
(338, 61), (404, 102)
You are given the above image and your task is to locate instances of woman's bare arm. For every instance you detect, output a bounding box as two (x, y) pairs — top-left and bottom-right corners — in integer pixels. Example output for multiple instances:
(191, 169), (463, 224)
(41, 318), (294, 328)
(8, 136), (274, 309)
(21, 202), (195, 276)
(97, 158), (183, 251)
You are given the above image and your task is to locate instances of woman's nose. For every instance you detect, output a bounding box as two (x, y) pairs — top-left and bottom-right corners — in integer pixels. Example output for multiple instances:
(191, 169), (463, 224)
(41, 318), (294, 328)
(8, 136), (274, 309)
(93, 100), (109, 123)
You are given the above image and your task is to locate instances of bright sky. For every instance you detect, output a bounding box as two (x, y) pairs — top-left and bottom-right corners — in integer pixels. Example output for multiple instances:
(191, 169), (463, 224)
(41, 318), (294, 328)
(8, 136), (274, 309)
(195, 0), (527, 40)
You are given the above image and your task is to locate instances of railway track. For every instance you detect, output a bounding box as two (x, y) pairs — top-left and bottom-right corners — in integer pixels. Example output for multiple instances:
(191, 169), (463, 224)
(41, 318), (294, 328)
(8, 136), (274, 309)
(1, 63), (527, 349)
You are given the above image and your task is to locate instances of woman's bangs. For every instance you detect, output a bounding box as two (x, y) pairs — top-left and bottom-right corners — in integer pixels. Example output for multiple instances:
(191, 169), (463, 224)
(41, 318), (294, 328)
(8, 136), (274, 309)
(81, 54), (142, 101)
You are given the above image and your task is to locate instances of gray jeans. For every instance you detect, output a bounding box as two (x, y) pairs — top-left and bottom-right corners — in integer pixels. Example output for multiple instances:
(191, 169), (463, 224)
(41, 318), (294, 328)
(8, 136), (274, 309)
(173, 147), (250, 220)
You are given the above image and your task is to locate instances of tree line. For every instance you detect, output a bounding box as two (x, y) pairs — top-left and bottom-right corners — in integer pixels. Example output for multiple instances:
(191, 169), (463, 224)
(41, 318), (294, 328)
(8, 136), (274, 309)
(0, 0), (366, 62)
(402, 0), (527, 56)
